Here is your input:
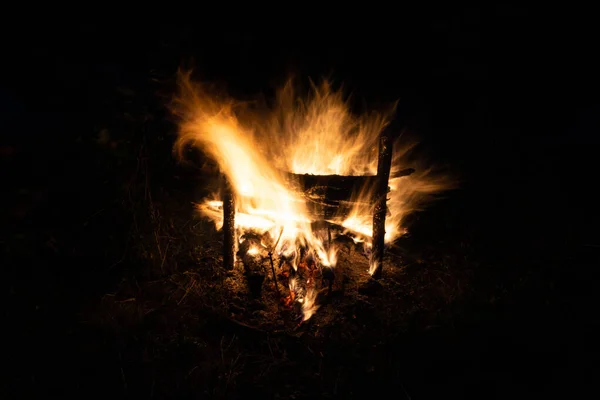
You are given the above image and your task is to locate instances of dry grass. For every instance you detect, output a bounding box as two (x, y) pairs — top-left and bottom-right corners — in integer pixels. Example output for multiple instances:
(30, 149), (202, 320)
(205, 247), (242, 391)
(6, 121), (555, 397)
(77, 137), (476, 397)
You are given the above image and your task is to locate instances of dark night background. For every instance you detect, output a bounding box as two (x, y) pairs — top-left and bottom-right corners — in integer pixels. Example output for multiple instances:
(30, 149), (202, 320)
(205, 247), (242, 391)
(2, 7), (599, 398)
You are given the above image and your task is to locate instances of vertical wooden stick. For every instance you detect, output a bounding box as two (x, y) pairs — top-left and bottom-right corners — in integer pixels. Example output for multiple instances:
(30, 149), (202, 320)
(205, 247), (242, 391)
(222, 174), (235, 270)
(268, 227), (284, 297)
(268, 252), (281, 298)
(371, 134), (393, 279)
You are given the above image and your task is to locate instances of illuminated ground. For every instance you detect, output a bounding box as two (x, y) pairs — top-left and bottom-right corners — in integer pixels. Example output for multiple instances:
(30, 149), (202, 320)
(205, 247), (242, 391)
(6, 138), (597, 397)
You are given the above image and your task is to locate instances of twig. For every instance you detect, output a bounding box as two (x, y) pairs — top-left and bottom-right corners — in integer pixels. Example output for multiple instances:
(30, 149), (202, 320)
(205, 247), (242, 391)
(272, 226), (284, 251)
(220, 336), (225, 366)
(115, 298), (136, 303)
(154, 230), (163, 260)
(268, 227), (284, 298)
(119, 352), (127, 391)
(82, 207), (105, 226)
(266, 338), (275, 362)
(334, 367), (343, 395)
(268, 252), (281, 298)
(160, 241), (170, 273)
(185, 366), (198, 380)
(399, 381), (412, 400)
(177, 280), (196, 305)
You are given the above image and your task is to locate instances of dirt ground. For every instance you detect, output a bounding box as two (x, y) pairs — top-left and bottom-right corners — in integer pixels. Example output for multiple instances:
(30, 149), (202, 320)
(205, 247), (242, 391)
(5, 126), (598, 397)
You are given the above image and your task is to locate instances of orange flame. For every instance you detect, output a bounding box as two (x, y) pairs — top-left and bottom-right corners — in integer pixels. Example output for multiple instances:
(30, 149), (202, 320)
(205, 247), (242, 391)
(172, 71), (454, 316)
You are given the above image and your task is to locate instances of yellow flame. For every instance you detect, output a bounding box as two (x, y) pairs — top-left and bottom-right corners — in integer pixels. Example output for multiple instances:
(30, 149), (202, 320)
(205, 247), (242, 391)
(301, 287), (319, 321)
(247, 246), (260, 256)
(263, 80), (393, 176)
(289, 277), (298, 293)
(173, 71), (454, 316)
(368, 259), (380, 276)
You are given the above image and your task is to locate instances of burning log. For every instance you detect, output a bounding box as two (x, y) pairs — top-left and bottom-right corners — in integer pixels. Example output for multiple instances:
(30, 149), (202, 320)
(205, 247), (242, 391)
(221, 174), (236, 270)
(282, 168), (414, 205)
(281, 168), (415, 220)
(371, 134), (394, 280)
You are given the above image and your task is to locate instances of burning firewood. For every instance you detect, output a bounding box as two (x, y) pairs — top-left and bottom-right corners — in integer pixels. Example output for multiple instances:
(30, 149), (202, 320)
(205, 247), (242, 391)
(282, 167), (414, 193)
(172, 72), (453, 323)
(282, 168), (415, 214)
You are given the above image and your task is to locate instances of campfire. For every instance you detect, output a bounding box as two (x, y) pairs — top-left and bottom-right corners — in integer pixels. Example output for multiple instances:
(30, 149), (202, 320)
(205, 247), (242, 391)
(171, 72), (451, 323)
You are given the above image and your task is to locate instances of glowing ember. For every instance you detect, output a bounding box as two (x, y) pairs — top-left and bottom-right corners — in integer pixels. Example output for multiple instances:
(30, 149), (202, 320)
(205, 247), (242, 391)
(247, 246), (260, 256)
(282, 277), (299, 308)
(172, 71), (453, 320)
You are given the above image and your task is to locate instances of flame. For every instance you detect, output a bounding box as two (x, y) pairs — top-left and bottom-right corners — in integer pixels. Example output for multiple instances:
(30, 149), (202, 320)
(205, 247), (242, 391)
(289, 277), (299, 293)
(264, 80), (392, 176)
(301, 287), (319, 322)
(247, 246), (260, 256)
(172, 71), (454, 318)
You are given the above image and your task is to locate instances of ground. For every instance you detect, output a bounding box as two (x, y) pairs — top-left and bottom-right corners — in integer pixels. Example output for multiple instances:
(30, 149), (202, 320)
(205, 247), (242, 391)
(5, 121), (598, 397)
(3, 18), (599, 399)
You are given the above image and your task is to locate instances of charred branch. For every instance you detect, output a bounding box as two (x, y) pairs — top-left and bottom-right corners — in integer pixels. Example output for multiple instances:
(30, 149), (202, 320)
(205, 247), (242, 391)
(371, 134), (394, 280)
(280, 168), (414, 220)
(221, 174), (236, 271)
(281, 168), (414, 203)
(268, 228), (284, 298)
